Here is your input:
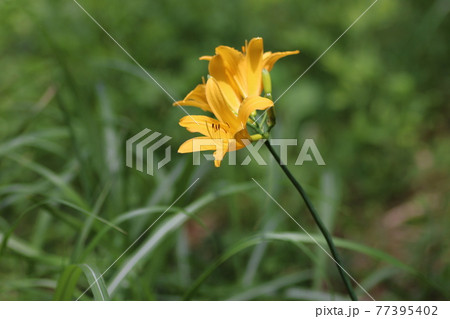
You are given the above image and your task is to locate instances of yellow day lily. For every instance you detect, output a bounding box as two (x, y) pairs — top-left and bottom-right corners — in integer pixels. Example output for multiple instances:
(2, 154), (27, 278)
(176, 77), (273, 167)
(199, 37), (299, 112)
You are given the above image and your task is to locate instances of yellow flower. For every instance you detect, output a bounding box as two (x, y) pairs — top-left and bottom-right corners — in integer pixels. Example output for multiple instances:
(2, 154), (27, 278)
(176, 77), (273, 167)
(199, 37), (299, 112)
(175, 38), (298, 167)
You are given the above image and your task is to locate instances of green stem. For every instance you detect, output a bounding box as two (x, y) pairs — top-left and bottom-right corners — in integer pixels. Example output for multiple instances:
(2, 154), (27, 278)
(265, 140), (358, 301)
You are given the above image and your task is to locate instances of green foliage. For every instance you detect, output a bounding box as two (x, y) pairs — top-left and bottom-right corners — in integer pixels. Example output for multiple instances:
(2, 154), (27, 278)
(0, 0), (448, 300)
(53, 264), (110, 301)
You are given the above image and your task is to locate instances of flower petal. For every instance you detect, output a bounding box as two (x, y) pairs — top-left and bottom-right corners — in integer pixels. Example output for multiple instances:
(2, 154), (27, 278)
(179, 115), (231, 139)
(245, 38), (264, 96)
(215, 45), (247, 97)
(263, 50), (300, 71)
(205, 77), (240, 132)
(213, 138), (229, 167)
(215, 46), (242, 70)
(238, 96), (273, 126)
(209, 55), (241, 113)
(174, 84), (211, 112)
(179, 137), (229, 167)
(199, 55), (213, 61)
(178, 137), (218, 153)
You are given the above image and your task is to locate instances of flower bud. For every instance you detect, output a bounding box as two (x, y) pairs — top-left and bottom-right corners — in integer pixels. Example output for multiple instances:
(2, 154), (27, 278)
(262, 68), (272, 100)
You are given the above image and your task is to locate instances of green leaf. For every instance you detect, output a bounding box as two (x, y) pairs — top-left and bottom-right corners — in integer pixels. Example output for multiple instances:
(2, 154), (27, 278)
(184, 232), (418, 300)
(0, 129), (67, 157)
(53, 265), (82, 301)
(53, 264), (110, 301)
(265, 232), (416, 273)
(107, 182), (255, 295)
(228, 271), (311, 301)
(77, 264), (110, 301)
(0, 232), (66, 266)
(6, 154), (86, 208)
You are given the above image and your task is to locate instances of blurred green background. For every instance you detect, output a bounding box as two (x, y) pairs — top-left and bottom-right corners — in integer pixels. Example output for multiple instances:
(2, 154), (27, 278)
(1, 0), (449, 300)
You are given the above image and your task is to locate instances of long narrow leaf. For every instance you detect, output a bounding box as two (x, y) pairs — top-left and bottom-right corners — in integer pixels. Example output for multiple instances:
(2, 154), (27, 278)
(53, 264), (110, 301)
(107, 182), (255, 295)
(184, 232), (418, 300)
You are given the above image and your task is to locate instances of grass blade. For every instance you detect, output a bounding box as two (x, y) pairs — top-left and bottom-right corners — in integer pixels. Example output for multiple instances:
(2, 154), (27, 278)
(107, 182), (255, 295)
(53, 264), (110, 301)
(0, 232), (66, 266)
(229, 271), (311, 301)
(53, 265), (83, 301)
(77, 264), (110, 301)
(184, 232), (418, 300)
